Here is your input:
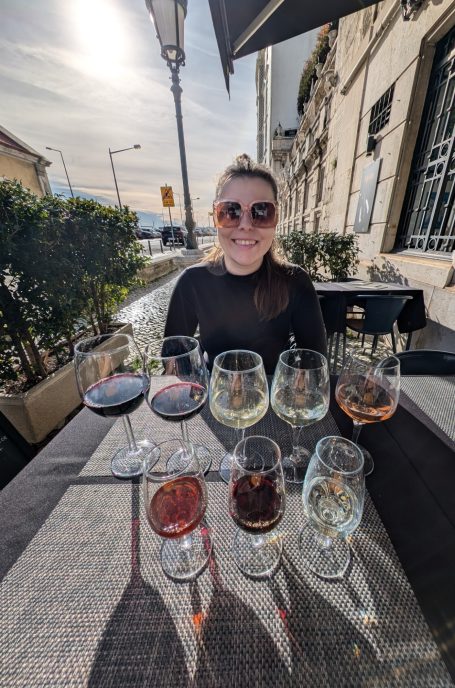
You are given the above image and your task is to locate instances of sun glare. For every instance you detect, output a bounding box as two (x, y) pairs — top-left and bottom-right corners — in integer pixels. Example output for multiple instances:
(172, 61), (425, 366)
(71, 0), (129, 80)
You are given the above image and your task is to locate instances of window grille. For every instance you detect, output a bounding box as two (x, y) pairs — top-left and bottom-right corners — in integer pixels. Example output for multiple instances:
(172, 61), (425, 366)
(368, 83), (395, 136)
(396, 26), (455, 255)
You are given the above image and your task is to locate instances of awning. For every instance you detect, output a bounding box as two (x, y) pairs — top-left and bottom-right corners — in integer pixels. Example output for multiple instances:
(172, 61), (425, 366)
(209, 0), (382, 93)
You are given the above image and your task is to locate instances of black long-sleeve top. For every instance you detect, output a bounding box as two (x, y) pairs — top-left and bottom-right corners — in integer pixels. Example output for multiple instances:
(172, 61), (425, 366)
(164, 262), (327, 375)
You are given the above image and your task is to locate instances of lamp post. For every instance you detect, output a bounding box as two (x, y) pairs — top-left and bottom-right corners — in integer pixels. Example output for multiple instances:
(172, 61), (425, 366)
(145, 0), (198, 250)
(45, 146), (74, 198)
(108, 144), (141, 209)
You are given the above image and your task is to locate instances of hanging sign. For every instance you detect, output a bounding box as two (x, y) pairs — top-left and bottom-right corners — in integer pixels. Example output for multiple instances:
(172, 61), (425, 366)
(160, 185), (175, 207)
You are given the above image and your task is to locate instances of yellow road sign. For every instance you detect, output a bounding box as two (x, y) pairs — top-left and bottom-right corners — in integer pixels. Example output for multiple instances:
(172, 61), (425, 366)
(160, 185), (175, 207)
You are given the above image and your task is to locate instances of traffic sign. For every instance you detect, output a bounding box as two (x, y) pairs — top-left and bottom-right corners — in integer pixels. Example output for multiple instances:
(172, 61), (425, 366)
(160, 185), (175, 207)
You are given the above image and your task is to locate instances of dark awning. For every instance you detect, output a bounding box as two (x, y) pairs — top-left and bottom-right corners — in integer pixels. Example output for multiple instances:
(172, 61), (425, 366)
(208, 0), (381, 93)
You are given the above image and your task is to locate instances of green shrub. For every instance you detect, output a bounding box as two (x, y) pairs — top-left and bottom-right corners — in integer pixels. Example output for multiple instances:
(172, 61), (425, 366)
(278, 230), (359, 281)
(0, 180), (145, 387)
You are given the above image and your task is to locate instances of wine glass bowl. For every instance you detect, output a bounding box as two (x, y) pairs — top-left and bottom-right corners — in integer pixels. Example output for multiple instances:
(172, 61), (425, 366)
(74, 333), (154, 478)
(335, 352), (401, 475)
(229, 436), (285, 578)
(143, 439), (211, 580)
(144, 336), (211, 474)
(271, 349), (330, 484)
(209, 350), (269, 483)
(300, 436), (365, 579)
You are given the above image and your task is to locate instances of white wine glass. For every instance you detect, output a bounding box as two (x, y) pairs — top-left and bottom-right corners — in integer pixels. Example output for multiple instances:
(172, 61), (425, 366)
(335, 351), (401, 476)
(300, 436), (365, 579)
(209, 350), (269, 484)
(271, 349), (329, 483)
(229, 436), (285, 578)
(143, 438), (211, 580)
(74, 333), (155, 478)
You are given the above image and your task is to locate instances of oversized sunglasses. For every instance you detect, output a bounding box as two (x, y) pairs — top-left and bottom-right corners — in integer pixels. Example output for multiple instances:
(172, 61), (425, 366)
(213, 200), (277, 229)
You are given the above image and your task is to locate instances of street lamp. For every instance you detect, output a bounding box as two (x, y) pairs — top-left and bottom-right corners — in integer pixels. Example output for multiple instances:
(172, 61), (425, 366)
(145, 0), (198, 250)
(108, 144), (141, 209)
(45, 146), (74, 198)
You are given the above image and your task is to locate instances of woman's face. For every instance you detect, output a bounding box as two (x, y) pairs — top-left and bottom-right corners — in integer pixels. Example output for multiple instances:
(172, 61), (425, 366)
(215, 176), (277, 275)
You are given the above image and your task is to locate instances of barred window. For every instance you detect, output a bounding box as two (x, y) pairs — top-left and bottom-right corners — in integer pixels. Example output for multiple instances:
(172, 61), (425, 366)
(368, 84), (395, 136)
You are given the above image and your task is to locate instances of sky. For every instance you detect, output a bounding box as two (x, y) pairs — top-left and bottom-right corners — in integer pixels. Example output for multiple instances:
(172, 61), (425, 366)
(1, 0), (257, 226)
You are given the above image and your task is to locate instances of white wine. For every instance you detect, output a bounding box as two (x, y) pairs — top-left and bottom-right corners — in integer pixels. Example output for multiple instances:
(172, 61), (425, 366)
(271, 387), (328, 426)
(210, 386), (268, 429)
(304, 477), (361, 539)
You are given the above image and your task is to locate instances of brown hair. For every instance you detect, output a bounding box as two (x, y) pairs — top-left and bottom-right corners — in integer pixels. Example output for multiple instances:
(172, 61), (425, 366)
(204, 154), (292, 320)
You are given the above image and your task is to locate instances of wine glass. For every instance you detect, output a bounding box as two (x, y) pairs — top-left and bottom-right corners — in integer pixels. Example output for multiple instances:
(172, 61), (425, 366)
(270, 349), (330, 484)
(74, 332), (155, 478)
(209, 350), (269, 484)
(335, 351), (401, 476)
(300, 436), (365, 579)
(143, 438), (211, 580)
(229, 436), (285, 578)
(144, 336), (211, 474)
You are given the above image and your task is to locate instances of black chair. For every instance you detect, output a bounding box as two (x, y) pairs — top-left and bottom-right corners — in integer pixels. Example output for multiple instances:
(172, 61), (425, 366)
(319, 295), (346, 372)
(345, 294), (412, 353)
(395, 349), (455, 375)
(0, 410), (36, 490)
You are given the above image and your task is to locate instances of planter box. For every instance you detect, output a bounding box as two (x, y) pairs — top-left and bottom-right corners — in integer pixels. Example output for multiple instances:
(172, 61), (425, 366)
(0, 323), (133, 445)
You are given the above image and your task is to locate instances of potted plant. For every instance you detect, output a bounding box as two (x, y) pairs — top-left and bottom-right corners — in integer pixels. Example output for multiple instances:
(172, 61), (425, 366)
(278, 230), (359, 281)
(0, 180), (145, 443)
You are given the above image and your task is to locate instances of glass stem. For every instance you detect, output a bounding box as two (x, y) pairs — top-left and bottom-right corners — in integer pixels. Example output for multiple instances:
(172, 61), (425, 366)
(180, 534), (193, 550)
(123, 415), (138, 453)
(251, 534), (266, 549)
(352, 421), (363, 446)
(315, 533), (333, 551)
(181, 420), (190, 449)
(291, 425), (302, 461)
(234, 428), (245, 452)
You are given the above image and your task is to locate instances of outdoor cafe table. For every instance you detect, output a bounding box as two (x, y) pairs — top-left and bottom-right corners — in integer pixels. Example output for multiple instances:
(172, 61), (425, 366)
(0, 375), (454, 687)
(314, 280), (427, 348)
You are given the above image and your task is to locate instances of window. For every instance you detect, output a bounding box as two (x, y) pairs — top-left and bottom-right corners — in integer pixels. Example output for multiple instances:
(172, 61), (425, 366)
(368, 83), (395, 136)
(396, 26), (455, 255)
(316, 166), (325, 205)
(303, 179), (310, 211)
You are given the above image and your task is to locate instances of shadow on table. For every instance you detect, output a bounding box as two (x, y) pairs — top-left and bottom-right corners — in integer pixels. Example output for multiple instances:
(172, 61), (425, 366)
(88, 483), (189, 687)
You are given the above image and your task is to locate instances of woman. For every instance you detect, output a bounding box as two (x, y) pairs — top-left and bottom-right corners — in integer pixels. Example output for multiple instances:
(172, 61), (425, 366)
(164, 154), (326, 374)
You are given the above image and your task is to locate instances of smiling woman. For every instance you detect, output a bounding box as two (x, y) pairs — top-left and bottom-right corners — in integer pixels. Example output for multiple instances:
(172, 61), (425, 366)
(71, 0), (129, 79)
(164, 154), (327, 374)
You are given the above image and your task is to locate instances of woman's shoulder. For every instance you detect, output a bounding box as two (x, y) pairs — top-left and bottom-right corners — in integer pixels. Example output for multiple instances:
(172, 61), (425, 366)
(276, 261), (311, 283)
(176, 263), (217, 286)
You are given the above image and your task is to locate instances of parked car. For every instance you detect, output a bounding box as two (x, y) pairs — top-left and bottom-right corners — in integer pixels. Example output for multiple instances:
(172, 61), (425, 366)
(160, 225), (187, 246)
(135, 228), (160, 239)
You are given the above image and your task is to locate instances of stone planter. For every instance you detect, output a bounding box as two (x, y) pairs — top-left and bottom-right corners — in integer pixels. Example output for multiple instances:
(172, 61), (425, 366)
(0, 322), (133, 445)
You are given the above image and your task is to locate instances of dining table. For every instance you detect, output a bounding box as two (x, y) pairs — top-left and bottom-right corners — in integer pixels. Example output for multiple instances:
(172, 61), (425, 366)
(0, 373), (454, 687)
(314, 280), (427, 349)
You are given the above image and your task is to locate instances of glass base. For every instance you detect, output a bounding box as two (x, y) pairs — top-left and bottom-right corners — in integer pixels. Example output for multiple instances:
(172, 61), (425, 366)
(299, 522), (350, 579)
(166, 444), (212, 475)
(282, 448), (311, 484)
(111, 440), (155, 479)
(160, 523), (212, 581)
(358, 444), (374, 476)
(219, 452), (233, 484)
(233, 528), (283, 579)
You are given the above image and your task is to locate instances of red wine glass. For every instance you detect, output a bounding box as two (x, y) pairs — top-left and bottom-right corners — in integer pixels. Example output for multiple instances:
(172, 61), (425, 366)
(335, 351), (400, 476)
(143, 438), (211, 580)
(74, 333), (155, 478)
(144, 336), (211, 474)
(229, 435), (285, 578)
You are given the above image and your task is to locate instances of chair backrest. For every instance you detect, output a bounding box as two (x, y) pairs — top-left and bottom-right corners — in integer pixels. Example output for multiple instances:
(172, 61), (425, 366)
(395, 349), (455, 375)
(0, 410), (36, 490)
(359, 295), (412, 335)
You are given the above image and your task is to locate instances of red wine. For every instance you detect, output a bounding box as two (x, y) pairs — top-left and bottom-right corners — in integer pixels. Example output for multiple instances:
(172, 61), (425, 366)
(148, 476), (206, 539)
(230, 475), (283, 534)
(150, 382), (206, 421)
(84, 373), (147, 417)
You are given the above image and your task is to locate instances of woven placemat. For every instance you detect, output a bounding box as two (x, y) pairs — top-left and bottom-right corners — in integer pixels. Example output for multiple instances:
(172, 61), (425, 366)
(400, 376), (455, 448)
(1, 482), (452, 685)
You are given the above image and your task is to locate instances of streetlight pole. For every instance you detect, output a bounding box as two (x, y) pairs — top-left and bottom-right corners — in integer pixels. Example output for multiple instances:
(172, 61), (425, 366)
(108, 144), (141, 209)
(46, 146), (74, 197)
(145, 0), (199, 251)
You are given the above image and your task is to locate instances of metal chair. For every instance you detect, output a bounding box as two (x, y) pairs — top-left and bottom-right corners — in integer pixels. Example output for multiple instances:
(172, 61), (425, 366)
(395, 349), (455, 375)
(319, 295), (346, 372)
(345, 294), (412, 353)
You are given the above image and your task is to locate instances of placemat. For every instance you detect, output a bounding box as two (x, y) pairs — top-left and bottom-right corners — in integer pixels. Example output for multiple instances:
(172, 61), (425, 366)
(400, 376), (455, 449)
(1, 405), (453, 686)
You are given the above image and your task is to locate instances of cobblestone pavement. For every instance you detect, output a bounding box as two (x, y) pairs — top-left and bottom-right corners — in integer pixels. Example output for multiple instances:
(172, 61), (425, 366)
(116, 269), (182, 353)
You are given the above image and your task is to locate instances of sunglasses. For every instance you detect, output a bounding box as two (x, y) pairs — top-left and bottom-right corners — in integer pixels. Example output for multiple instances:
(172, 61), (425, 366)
(213, 200), (277, 229)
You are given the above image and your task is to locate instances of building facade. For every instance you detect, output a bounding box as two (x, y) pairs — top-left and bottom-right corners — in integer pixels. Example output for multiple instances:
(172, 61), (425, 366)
(274, 0), (455, 350)
(256, 30), (319, 171)
(0, 125), (51, 196)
